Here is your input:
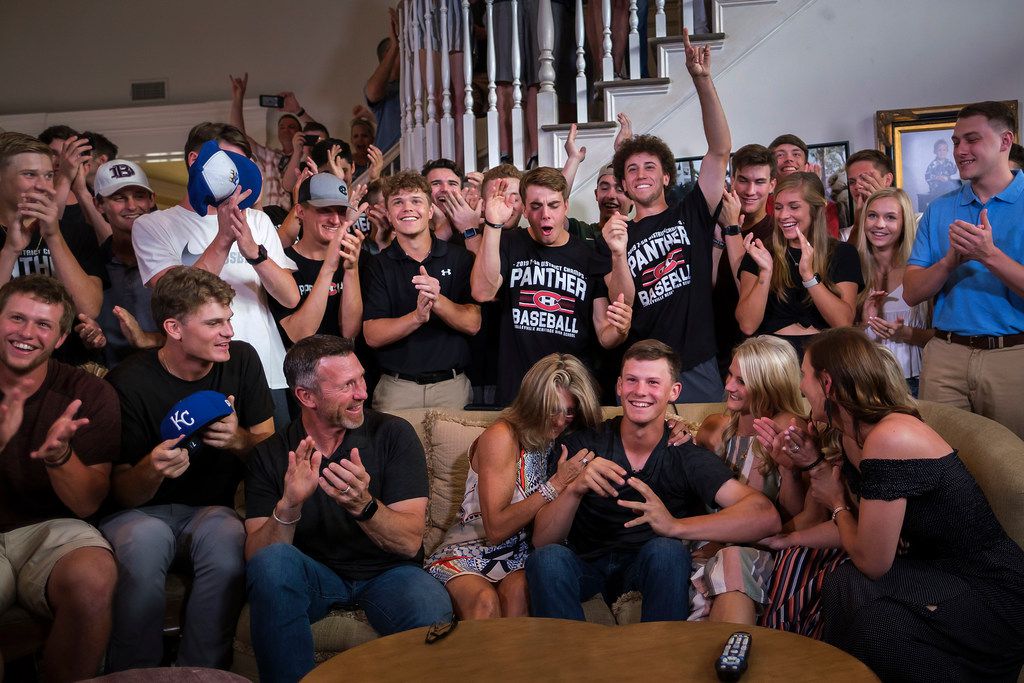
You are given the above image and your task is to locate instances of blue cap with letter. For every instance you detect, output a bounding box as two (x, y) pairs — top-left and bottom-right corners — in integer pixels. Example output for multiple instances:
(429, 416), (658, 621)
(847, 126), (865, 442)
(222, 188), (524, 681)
(159, 390), (234, 453)
(187, 139), (262, 215)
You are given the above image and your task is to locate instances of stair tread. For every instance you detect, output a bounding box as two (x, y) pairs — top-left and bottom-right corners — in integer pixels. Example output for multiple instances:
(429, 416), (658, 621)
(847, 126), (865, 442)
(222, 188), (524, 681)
(650, 32), (726, 47)
(540, 121), (618, 133)
(593, 77), (671, 95)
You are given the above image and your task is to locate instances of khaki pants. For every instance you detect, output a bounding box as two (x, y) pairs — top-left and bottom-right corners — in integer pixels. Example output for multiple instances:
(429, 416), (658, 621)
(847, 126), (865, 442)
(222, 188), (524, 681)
(0, 519), (112, 619)
(920, 338), (1024, 438)
(372, 372), (472, 412)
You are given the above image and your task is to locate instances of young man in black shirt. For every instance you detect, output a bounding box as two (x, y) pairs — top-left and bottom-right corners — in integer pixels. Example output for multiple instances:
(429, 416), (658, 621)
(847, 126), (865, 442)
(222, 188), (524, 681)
(362, 171), (480, 410)
(244, 335), (452, 682)
(269, 173), (365, 345)
(606, 31), (731, 402)
(526, 340), (779, 621)
(100, 266), (275, 671)
(472, 166), (634, 405)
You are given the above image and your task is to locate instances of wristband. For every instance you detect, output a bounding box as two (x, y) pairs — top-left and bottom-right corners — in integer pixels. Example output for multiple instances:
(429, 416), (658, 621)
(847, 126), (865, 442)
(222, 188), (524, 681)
(830, 505), (851, 523)
(272, 508), (301, 525)
(539, 481), (559, 503)
(44, 445), (72, 468)
(352, 497), (379, 522)
(712, 237), (726, 250)
(483, 218), (504, 229)
(796, 453), (825, 473)
(802, 272), (821, 288)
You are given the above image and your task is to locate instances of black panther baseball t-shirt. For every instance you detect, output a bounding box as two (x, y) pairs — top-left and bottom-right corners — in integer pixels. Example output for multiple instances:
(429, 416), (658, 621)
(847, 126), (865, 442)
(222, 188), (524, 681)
(495, 229), (609, 404)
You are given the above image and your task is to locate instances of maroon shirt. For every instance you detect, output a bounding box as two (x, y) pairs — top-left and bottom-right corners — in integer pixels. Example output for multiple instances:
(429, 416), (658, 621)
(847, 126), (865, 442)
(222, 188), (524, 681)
(0, 360), (119, 532)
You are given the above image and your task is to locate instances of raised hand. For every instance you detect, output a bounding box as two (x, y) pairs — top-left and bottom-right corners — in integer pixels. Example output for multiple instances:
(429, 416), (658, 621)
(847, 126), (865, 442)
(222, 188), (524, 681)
(602, 210), (629, 257)
(319, 447), (372, 515)
(57, 136), (92, 187)
(718, 187), (744, 228)
(564, 123), (587, 163)
(613, 112), (633, 151)
(283, 436), (323, 508)
(549, 445), (590, 493)
(796, 228), (815, 281)
(605, 293), (631, 337)
(483, 178), (514, 227)
(18, 186), (61, 238)
(665, 415), (693, 446)
(148, 437), (190, 479)
(463, 171), (484, 209)
(281, 91), (302, 115)
(441, 188), (482, 234)
(367, 145), (385, 181)
(851, 168), (886, 211)
(742, 233), (773, 273)
(74, 313), (107, 350)
(682, 28), (711, 79)
(617, 477), (677, 536)
(113, 306), (161, 349)
(221, 187), (259, 259)
(30, 399), (89, 463)
(229, 73), (248, 101)
(339, 223), (366, 270)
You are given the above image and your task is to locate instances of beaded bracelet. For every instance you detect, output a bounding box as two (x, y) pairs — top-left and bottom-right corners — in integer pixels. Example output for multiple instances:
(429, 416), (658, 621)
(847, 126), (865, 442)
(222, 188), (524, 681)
(538, 481), (559, 503)
(272, 509), (302, 526)
(830, 505), (851, 523)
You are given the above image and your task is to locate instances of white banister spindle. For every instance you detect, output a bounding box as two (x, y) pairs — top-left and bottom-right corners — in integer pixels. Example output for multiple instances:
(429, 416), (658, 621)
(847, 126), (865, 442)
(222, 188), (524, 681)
(536, 0), (557, 167)
(485, 0), (499, 168)
(655, 0), (666, 38)
(403, 0), (415, 169)
(510, 0), (525, 168)
(627, 0), (640, 79)
(681, 0), (695, 34)
(601, 0), (613, 81)
(424, 0), (439, 161)
(412, 0), (425, 170)
(574, 0), (587, 123)
(439, 0), (455, 159)
(461, 0), (476, 172)
(398, 1), (409, 168)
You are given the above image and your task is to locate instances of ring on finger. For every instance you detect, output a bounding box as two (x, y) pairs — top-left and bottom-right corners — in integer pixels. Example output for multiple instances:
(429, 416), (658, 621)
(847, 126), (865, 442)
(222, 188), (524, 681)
(581, 457), (591, 466)
(340, 485), (351, 494)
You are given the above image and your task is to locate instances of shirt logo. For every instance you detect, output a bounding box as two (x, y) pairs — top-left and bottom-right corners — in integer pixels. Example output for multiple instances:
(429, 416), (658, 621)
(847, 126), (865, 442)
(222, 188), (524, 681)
(441, 268), (452, 276)
(180, 242), (205, 267)
(519, 289), (576, 314)
(641, 247), (686, 287)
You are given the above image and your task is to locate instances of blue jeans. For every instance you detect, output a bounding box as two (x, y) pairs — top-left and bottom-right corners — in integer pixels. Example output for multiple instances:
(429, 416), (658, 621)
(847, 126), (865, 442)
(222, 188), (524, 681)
(526, 537), (691, 622)
(246, 543), (453, 683)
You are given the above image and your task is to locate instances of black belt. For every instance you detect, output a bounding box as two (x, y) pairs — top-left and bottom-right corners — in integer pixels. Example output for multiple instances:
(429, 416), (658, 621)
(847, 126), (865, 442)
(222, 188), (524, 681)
(384, 368), (462, 385)
(935, 329), (1024, 350)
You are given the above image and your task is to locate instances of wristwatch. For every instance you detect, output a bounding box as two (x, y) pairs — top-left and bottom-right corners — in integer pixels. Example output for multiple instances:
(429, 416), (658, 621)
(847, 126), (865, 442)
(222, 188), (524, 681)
(802, 272), (821, 288)
(352, 497), (379, 522)
(722, 224), (741, 237)
(463, 227), (480, 239)
(245, 244), (269, 266)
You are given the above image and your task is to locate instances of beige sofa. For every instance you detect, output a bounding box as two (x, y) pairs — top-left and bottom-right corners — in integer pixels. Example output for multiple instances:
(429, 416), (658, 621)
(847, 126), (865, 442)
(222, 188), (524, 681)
(229, 401), (1024, 681)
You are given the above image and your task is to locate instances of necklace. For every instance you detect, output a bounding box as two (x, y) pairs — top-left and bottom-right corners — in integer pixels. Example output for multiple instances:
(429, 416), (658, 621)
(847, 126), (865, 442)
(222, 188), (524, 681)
(786, 247), (801, 270)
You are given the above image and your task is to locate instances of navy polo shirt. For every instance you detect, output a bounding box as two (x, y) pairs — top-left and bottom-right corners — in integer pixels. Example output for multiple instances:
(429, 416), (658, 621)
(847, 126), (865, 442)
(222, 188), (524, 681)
(909, 170), (1024, 335)
(361, 235), (476, 375)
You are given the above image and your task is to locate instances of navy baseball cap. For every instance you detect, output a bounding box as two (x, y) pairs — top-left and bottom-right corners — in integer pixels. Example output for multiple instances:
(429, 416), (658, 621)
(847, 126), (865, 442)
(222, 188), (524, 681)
(159, 390), (234, 453)
(187, 139), (263, 215)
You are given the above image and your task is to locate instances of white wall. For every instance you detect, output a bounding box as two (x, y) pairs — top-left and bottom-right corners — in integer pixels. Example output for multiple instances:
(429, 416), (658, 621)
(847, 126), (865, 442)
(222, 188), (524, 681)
(0, 0), (395, 143)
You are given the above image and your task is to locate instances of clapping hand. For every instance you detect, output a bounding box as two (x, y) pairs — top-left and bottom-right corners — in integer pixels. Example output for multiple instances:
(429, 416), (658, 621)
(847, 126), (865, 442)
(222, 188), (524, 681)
(30, 399), (89, 463)
(949, 208), (998, 262)
(483, 178), (515, 228)
(282, 436), (323, 509)
(320, 448), (373, 515)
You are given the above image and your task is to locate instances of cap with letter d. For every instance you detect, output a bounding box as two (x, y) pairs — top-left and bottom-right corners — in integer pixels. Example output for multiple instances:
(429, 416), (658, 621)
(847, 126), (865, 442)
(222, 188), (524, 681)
(187, 139), (263, 215)
(159, 390), (234, 454)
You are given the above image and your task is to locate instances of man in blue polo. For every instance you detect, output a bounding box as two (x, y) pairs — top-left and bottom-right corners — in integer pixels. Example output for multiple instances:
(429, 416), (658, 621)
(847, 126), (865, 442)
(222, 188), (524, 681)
(904, 101), (1024, 437)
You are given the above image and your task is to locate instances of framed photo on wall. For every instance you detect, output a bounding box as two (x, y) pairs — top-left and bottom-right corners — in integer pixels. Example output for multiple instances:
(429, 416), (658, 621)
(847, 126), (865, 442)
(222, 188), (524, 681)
(876, 101), (1020, 214)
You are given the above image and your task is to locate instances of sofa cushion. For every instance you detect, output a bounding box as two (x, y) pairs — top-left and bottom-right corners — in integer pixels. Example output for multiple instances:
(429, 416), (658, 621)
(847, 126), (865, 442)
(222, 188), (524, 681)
(422, 411), (491, 556)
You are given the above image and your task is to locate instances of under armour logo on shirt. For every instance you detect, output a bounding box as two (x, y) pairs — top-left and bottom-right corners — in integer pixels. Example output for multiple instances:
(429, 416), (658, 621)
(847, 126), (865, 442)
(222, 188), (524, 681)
(441, 269), (452, 276)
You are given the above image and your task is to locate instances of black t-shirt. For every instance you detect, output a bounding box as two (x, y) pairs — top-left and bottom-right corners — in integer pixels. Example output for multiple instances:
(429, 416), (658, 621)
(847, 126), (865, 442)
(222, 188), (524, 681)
(738, 240), (864, 334)
(362, 236), (476, 375)
(555, 417), (734, 560)
(245, 411), (428, 580)
(712, 215), (774, 371)
(105, 342), (274, 509)
(1, 209), (109, 366)
(597, 189), (718, 371)
(497, 229), (610, 405)
(567, 217), (598, 245)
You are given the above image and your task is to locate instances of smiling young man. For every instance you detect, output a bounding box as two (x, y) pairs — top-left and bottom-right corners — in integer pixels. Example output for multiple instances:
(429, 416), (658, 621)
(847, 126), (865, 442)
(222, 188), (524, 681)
(472, 166), (634, 405)
(132, 122), (299, 426)
(904, 101), (1024, 437)
(244, 335), (452, 682)
(100, 266), (274, 671)
(767, 133), (843, 237)
(362, 171), (480, 410)
(0, 275), (118, 683)
(526, 339), (780, 622)
(605, 32), (730, 403)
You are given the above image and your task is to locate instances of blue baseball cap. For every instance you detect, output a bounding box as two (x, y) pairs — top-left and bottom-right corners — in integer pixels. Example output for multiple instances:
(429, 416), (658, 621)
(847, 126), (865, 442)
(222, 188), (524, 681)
(187, 139), (263, 215)
(159, 390), (234, 453)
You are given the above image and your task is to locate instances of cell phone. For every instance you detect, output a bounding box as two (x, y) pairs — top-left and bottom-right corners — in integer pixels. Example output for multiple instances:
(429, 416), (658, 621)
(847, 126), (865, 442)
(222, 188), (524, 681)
(303, 134), (320, 147)
(259, 95), (285, 108)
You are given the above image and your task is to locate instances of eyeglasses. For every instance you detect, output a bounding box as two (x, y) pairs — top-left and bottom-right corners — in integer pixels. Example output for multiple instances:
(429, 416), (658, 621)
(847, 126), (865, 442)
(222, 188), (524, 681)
(549, 407), (577, 419)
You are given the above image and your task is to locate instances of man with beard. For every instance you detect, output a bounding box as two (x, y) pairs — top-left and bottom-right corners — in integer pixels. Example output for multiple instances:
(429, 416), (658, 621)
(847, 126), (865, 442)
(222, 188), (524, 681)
(244, 334), (452, 682)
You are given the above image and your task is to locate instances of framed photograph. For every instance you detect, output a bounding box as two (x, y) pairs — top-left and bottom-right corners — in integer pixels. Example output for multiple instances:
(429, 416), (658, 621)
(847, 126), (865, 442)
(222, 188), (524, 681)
(807, 141), (850, 198)
(673, 155), (705, 195)
(877, 101), (1020, 214)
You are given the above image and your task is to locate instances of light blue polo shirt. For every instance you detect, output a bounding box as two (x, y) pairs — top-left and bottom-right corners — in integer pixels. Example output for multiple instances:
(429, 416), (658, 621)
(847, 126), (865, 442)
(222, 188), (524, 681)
(908, 170), (1024, 335)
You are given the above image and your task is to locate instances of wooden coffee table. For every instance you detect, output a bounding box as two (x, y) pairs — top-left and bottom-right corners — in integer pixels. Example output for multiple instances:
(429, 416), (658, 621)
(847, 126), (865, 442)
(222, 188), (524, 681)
(302, 617), (879, 682)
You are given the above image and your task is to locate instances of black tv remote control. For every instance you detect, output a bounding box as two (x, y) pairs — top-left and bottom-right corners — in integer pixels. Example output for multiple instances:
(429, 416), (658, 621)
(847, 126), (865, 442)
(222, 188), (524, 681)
(715, 631), (751, 681)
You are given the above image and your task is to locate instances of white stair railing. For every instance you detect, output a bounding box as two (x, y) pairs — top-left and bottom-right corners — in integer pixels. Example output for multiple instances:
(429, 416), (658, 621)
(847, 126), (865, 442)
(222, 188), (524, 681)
(439, 0), (455, 160)
(461, 0), (477, 172)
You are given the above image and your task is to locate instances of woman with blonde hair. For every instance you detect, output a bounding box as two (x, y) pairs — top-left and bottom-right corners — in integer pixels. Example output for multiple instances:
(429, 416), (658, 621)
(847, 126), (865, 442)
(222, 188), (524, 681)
(782, 328), (1024, 680)
(855, 187), (933, 396)
(692, 335), (808, 624)
(737, 173), (863, 358)
(426, 353), (602, 619)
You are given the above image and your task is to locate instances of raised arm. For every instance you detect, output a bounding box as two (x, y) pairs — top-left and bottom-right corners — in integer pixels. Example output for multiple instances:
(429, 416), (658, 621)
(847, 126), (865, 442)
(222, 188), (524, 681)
(471, 180), (514, 302)
(32, 400), (111, 518)
(560, 124), (587, 192)
(366, 10), (401, 104)
(684, 29), (730, 212)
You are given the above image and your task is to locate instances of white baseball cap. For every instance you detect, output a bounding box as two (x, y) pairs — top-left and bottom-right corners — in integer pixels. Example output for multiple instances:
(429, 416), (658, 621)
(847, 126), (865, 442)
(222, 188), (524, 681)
(94, 159), (154, 198)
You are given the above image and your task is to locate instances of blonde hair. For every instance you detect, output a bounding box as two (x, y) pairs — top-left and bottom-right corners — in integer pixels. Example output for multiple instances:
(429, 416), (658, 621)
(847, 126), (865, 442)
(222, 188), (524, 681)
(770, 173), (840, 302)
(854, 188), (919, 311)
(718, 336), (805, 475)
(501, 354), (602, 452)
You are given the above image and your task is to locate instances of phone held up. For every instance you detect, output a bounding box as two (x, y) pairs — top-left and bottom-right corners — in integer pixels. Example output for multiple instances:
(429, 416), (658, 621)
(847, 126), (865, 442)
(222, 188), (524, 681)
(259, 95), (285, 108)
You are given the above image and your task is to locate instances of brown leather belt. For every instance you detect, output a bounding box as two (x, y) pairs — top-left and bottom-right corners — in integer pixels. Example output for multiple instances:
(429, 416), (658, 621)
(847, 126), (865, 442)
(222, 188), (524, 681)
(935, 329), (1024, 350)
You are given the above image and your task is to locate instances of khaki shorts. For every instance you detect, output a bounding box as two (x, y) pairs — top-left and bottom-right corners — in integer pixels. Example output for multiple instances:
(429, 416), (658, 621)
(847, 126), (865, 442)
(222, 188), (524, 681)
(0, 519), (112, 619)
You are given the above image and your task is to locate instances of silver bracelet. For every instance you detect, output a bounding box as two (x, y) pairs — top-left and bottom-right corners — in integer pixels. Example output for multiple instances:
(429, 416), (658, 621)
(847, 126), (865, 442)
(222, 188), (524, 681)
(538, 481), (558, 503)
(272, 508), (302, 526)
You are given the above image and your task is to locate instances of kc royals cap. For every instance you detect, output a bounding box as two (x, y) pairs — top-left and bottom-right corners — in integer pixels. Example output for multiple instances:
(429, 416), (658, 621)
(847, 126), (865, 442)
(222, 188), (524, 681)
(93, 159), (154, 198)
(187, 139), (263, 215)
(159, 390), (234, 453)
(297, 172), (350, 208)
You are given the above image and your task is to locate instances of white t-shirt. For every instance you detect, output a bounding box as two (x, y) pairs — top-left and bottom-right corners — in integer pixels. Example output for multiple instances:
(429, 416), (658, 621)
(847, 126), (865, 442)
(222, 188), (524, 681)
(133, 205), (296, 389)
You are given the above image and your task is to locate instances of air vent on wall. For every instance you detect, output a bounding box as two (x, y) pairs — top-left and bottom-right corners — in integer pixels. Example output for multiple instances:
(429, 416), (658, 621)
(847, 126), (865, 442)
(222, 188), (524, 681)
(131, 80), (167, 102)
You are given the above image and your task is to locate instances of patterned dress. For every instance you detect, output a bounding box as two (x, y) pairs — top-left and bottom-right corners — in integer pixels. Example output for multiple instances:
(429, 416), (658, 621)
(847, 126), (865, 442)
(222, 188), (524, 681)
(689, 434), (780, 620)
(426, 445), (550, 584)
